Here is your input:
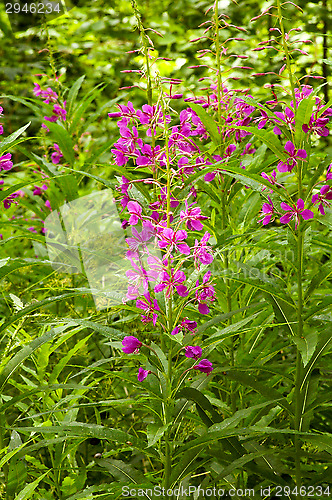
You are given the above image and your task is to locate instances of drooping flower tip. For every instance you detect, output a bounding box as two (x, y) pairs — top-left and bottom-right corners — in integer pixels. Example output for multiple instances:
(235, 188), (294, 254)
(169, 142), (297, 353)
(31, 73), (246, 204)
(122, 336), (142, 354)
(193, 359), (213, 375)
(137, 367), (151, 382)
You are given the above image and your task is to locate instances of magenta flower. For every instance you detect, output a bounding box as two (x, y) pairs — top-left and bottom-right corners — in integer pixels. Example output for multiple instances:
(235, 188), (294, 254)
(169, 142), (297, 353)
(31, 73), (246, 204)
(126, 225), (153, 254)
(172, 317), (198, 335)
(273, 107), (295, 135)
(136, 293), (160, 326)
(193, 359), (213, 375)
(255, 109), (269, 129)
(195, 271), (216, 314)
(158, 228), (190, 256)
(137, 367), (151, 382)
(160, 187), (179, 208)
(302, 115), (329, 137)
(125, 258), (150, 294)
(280, 199), (314, 229)
(34, 84), (58, 103)
(258, 196), (276, 225)
(108, 101), (136, 126)
(312, 185), (332, 215)
(154, 269), (188, 298)
(51, 143), (63, 164)
(261, 170), (283, 192)
(178, 157), (195, 178)
(326, 165), (332, 181)
(122, 336), (142, 354)
(193, 232), (213, 268)
(185, 346), (202, 360)
(180, 200), (208, 231)
(3, 193), (20, 209)
(33, 184), (48, 196)
(0, 153), (13, 171)
(277, 141), (307, 173)
(127, 201), (143, 225)
(136, 144), (166, 168)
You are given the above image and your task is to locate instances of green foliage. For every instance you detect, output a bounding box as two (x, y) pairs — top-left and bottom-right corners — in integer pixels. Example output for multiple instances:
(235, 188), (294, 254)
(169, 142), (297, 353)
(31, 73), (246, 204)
(0, 0), (332, 497)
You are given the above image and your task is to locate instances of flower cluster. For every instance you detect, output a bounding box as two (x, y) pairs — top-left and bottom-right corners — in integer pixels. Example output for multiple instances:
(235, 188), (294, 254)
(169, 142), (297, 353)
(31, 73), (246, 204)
(33, 82), (66, 130)
(121, 335), (213, 380)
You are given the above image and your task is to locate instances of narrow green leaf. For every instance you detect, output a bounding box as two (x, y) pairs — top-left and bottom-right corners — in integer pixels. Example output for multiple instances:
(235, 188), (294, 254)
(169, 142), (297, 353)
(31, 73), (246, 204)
(305, 260), (332, 301)
(292, 332), (318, 367)
(190, 103), (220, 146)
(0, 291), (90, 338)
(223, 370), (292, 414)
(147, 423), (169, 447)
(66, 75), (86, 118)
(96, 458), (148, 486)
(295, 96), (315, 148)
(14, 471), (49, 500)
(46, 121), (75, 165)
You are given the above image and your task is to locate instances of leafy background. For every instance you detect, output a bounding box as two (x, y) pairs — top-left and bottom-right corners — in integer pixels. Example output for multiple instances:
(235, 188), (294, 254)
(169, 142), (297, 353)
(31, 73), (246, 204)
(0, 0), (332, 498)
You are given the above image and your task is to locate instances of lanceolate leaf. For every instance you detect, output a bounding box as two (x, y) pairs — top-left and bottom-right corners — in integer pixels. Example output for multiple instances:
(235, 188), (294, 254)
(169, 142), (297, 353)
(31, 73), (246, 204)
(46, 121), (75, 165)
(294, 96), (315, 148)
(66, 75), (86, 118)
(305, 260), (332, 301)
(190, 103), (221, 146)
(222, 370), (292, 414)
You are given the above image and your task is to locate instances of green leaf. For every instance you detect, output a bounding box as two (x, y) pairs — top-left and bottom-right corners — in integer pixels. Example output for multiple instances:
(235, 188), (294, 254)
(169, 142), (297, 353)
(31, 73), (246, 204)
(69, 83), (105, 134)
(66, 75), (86, 118)
(0, 325), (76, 391)
(14, 472), (49, 500)
(95, 458), (148, 486)
(177, 387), (222, 424)
(190, 103), (220, 146)
(216, 269), (295, 308)
(46, 121), (75, 165)
(0, 123), (31, 155)
(0, 291), (90, 338)
(209, 162), (289, 200)
(300, 328), (332, 391)
(295, 96), (315, 148)
(305, 260), (332, 301)
(223, 370), (292, 414)
(147, 423), (169, 447)
(292, 332), (318, 367)
(303, 434), (332, 455)
(12, 423), (156, 457)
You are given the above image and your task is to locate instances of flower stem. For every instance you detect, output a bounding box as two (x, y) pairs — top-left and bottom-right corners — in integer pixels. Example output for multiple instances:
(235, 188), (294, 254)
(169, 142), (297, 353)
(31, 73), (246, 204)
(294, 228), (304, 488)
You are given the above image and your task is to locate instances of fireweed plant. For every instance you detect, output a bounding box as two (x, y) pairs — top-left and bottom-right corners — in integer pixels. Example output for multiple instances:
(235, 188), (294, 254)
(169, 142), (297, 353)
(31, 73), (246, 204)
(103, 0), (332, 492)
(0, 0), (332, 497)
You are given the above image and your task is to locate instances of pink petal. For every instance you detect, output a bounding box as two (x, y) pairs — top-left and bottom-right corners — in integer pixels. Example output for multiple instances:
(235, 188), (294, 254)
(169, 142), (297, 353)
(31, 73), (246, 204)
(198, 303), (210, 314)
(280, 213), (293, 224)
(176, 285), (189, 297)
(300, 209), (314, 220)
(296, 198), (304, 210)
(296, 148), (307, 159)
(284, 141), (295, 155)
(280, 202), (293, 211)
